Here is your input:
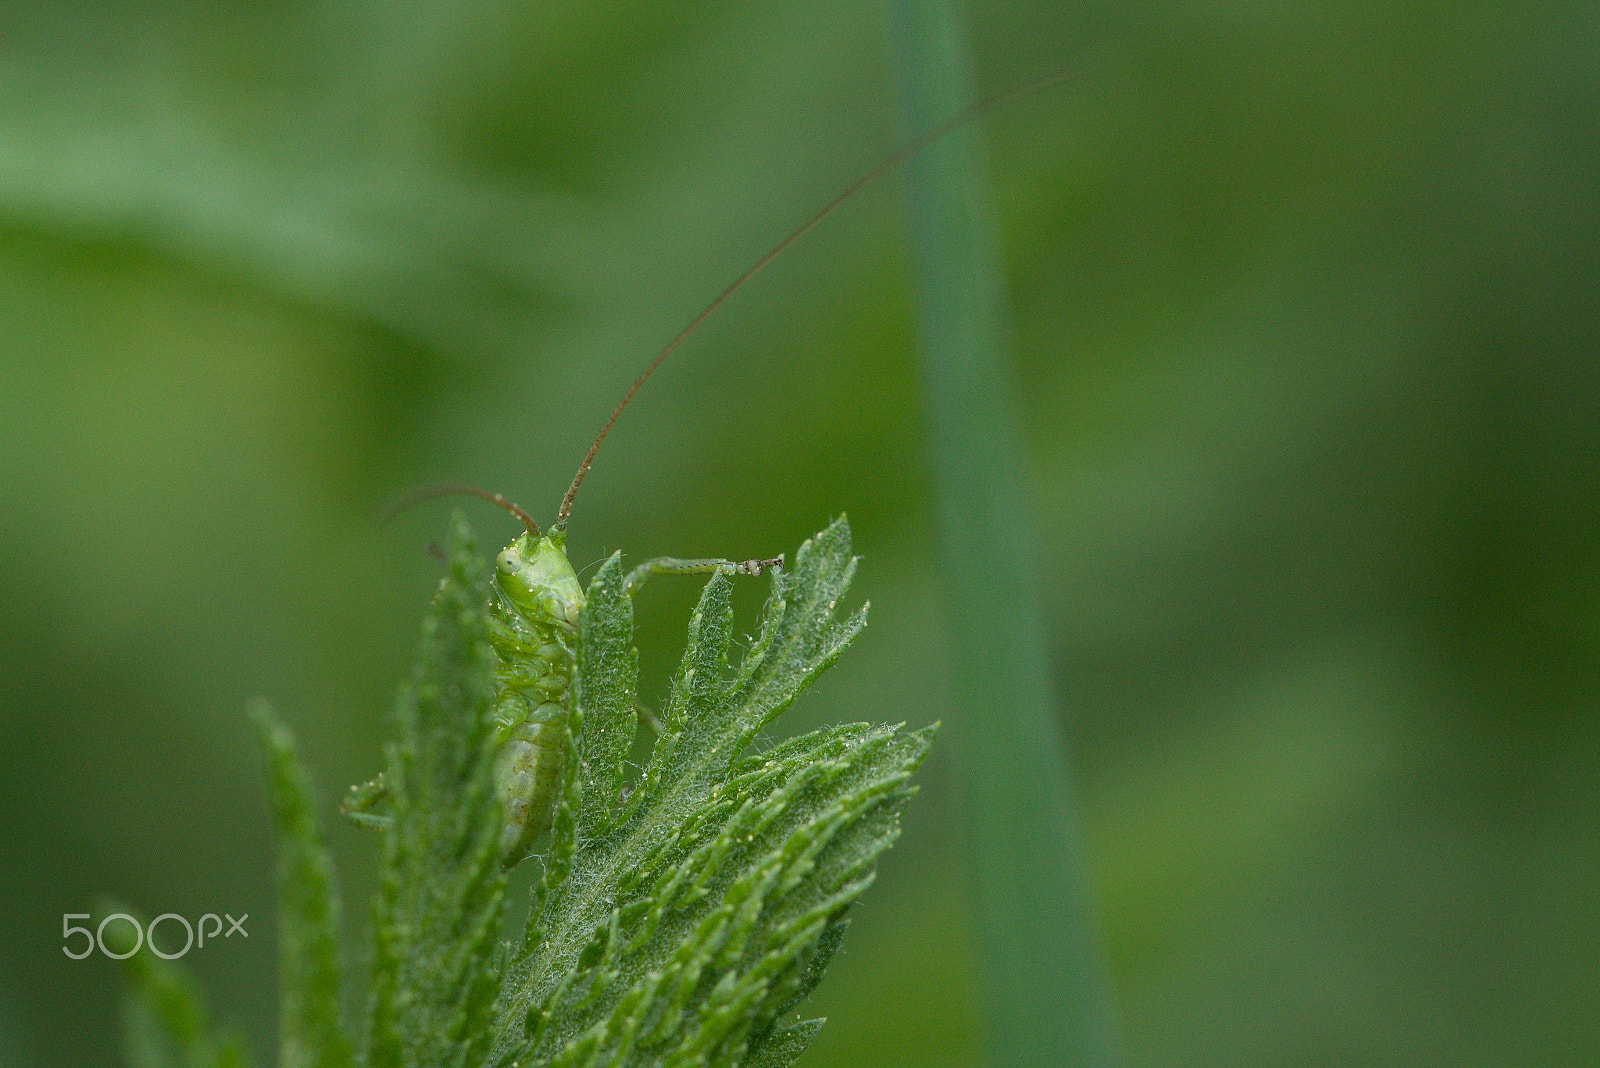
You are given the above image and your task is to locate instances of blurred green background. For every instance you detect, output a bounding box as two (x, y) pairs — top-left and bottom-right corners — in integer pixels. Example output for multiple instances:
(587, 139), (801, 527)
(2, 1), (1596, 1065)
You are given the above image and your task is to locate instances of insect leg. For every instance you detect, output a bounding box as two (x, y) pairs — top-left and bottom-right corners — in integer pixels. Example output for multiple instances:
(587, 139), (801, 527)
(341, 772), (393, 829)
(634, 698), (665, 735)
(624, 554), (784, 595)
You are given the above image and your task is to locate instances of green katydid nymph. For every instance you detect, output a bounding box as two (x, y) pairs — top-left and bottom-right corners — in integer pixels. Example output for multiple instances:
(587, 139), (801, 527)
(342, 70), (1074, 867)
(342, 474), (782, 864)
(460, 491), (780, 864)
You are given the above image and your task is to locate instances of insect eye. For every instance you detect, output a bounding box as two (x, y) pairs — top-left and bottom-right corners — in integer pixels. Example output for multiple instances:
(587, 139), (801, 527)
(496, 550), (520, 574)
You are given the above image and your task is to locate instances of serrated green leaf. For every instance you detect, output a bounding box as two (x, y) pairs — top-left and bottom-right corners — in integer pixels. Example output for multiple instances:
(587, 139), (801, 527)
(105, 903), (252, 1068)
(487, 516), (934, 1068)
(115, 517), (925, 1068)
(248, 700), (352, 1068)
(366, 513), (510, 1068)
(573, 550), (639, 837)
(739, 1019), (825, 1068)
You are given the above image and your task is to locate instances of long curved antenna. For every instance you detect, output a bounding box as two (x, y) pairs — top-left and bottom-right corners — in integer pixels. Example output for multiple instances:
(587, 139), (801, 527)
(383, 481), (541, 538)
(553, 66), (1081, 531)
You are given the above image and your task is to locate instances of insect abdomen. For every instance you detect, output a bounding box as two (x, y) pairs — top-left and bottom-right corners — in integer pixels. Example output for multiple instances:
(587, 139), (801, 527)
(490, 644), (573, 860)
(493, 709), (568, 859)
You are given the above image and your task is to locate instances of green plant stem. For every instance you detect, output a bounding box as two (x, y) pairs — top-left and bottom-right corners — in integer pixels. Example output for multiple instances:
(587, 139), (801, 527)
(886, 4), (1120, 1065)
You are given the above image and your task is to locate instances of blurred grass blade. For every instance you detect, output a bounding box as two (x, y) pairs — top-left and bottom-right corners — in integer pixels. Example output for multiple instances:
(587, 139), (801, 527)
(886, 3), (1120, 1065)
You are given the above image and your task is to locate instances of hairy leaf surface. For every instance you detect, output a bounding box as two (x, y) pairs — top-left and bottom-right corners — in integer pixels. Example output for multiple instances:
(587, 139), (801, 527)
(490, 516), (932, 1068)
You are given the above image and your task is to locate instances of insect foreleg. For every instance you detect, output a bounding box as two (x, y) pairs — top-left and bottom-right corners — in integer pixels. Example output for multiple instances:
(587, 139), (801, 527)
(624, 554), (784, 595)
(341, 772), (393, 830)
